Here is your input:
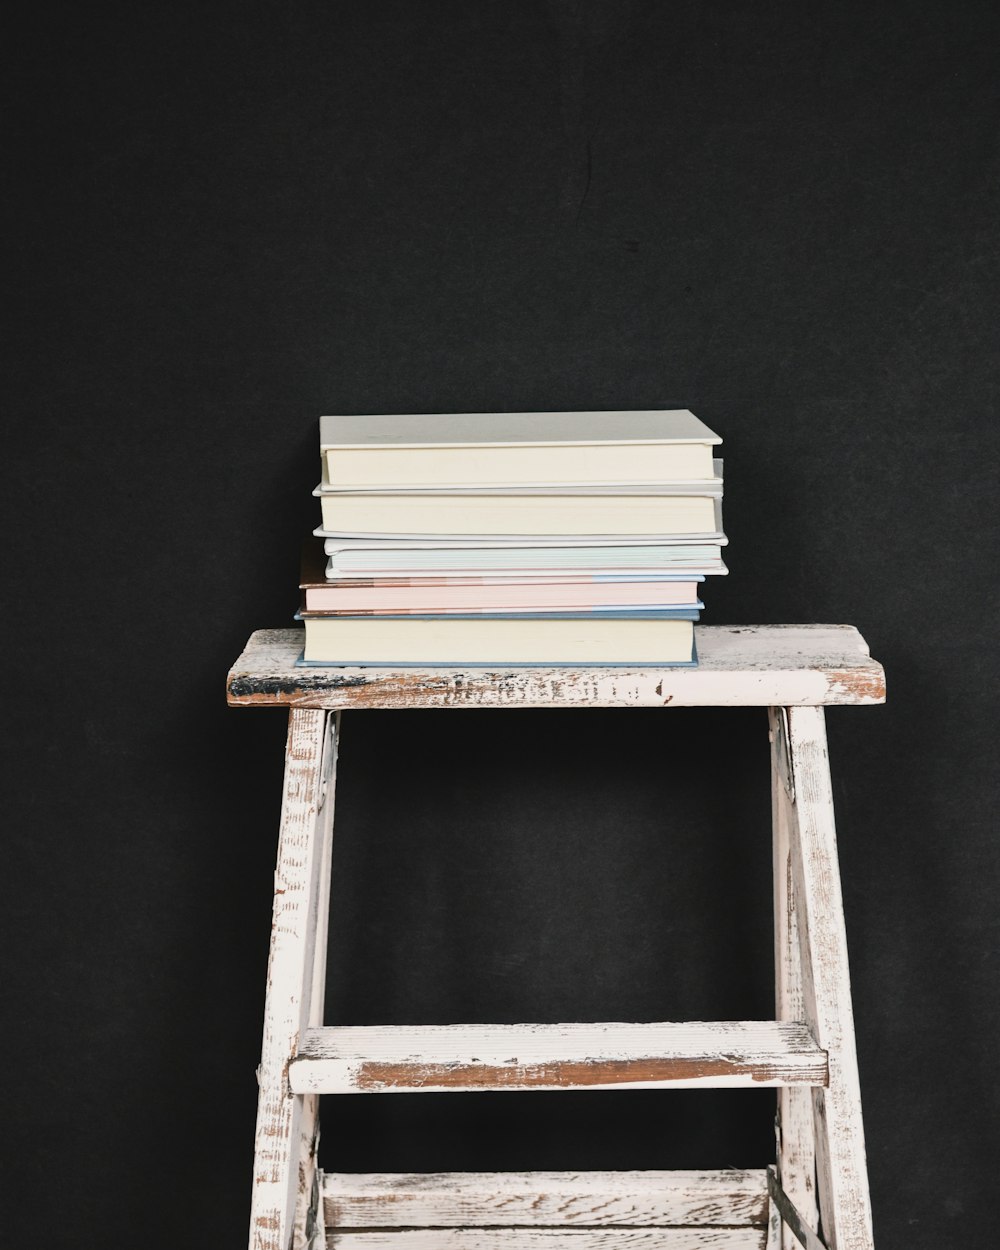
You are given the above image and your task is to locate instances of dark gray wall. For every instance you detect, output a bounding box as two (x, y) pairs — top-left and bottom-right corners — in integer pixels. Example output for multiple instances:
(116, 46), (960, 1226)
(7, 3), (998, 1247)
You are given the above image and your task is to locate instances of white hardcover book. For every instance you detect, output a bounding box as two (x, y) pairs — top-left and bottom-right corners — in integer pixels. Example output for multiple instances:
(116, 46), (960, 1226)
(317, 492), (720, 537)
(301, 615), (696, 666)
(313, 498), (726, 543)
(319, 409), (721, 488)
(324, 560), (729, 578)
(315, 461), (725, 496)
(320, 528), (728, 550)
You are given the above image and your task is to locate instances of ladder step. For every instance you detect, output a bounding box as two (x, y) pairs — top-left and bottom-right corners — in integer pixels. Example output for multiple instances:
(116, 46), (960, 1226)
(289, 1021), (827, 1094)
(323, 1168), (769, 1229)
(327, 1231), (766, 1249)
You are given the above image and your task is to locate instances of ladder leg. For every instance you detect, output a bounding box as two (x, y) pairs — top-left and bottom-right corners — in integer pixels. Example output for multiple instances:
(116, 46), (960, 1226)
(783, 706), (874, 1250)
(766, 1183), (784, 1250)
(250, 710), (339, 1250)
(770, 708), (819, 1250)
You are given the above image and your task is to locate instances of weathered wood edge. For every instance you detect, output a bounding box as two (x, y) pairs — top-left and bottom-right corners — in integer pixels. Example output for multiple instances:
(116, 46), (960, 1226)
(288, 1020), (829, 1094)
(322, 1169), (770, 1229)
(226, 626), (886, 709)
(782, 708), (874, 1250)
(770, 709), (819, 1250)
(767, 1169), (828, 1250)
(323, 1230), (768, 1248)
(249, 710), (335, 1250)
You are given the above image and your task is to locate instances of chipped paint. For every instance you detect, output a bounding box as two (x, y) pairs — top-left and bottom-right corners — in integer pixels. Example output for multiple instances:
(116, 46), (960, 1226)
(322, 1169), (770, 1231)
(227, 626), (886, 710)
(352, 1053), (829, 1091)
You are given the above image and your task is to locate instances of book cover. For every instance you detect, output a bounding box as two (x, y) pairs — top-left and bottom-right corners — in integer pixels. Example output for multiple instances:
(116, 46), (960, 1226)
(319, 409), (721, 448)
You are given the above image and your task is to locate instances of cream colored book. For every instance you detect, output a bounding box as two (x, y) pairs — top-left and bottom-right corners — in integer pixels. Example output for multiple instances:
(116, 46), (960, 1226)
(318, 491), (719, 536)
(316, 461), (725, 496)
(301, 615), (695, 666)
(320, 410), (720, 487)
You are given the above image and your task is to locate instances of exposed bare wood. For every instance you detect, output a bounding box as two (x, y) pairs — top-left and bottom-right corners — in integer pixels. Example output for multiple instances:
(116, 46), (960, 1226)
(327, 1233), (766, 1249)
(770, 709), (818, 1250)
(322, 1170), (769, 1229)
(784, 709), (874, 1250)
(249, 710), (337, 1250)
(288, 1021), (827, 1094)
(227, 625), (885, 710)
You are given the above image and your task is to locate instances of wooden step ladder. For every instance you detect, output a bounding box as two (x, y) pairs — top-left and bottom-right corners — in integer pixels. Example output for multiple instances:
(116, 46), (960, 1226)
(227, 623), (885, 1250)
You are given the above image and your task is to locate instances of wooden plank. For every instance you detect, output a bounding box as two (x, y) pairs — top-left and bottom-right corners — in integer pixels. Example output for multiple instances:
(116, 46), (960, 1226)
(296, 712), (338, 1250)
(770, 709), (818, 1250)
(226, 625), (885, 710)
(323, 1169), (769, 1228)
(249, 710), (337, 1250)
(327, 1231), (766, 1249)
(289, 1021), (827, 1094)
(784, 708), (874, 1250)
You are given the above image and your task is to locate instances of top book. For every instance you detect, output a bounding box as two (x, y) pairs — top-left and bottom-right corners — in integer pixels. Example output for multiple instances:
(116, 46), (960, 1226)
(320, 410), (721, 489)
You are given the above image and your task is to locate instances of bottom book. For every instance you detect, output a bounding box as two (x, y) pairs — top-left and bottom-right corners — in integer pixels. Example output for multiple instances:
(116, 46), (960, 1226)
(299, 615), (696, 666)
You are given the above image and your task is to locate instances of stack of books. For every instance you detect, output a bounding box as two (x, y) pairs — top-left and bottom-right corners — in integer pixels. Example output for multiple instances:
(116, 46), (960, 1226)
(298, 410), (727, 667)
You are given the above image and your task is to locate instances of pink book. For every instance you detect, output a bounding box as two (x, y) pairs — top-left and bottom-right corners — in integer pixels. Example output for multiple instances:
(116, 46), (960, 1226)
(303, 579), (702, 613)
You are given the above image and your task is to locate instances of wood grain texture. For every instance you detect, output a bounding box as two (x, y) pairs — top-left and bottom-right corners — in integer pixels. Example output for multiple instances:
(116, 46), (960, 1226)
(326, 1232), (766, 1249)
(288, 1022), (827, 1094)
(226, 625), (885, 710)
(767, 1169), (828, 1250)
(766, 1193), (781, 1250)
(298, 712), (338, 1250)
(322, 1170), (769, 1229)
(249, 710), (337, 1250)
(770, 709), (819, 1250)
(784, 708), (874, 1250)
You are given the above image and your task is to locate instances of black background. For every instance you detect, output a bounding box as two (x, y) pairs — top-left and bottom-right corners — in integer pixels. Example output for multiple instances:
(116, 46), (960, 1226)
(6, 3), (999, 1247)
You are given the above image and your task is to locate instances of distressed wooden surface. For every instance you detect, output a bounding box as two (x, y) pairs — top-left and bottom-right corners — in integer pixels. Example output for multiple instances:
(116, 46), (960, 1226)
(288, 1021), (827, 1094)
(770, 710), (819, 1250)
(326, 1231), (767, 1249)
(767, 1170), (828, 1250)
(782, 708), (874, 1250)
(766, 1193), (781, 1250)
(249, 710), (337, 1250)
(322, 1170), (769, 1229)
(241, 647), (881, 1248)
(298, 712), (338, 1250)
(226, 625), (885, 709)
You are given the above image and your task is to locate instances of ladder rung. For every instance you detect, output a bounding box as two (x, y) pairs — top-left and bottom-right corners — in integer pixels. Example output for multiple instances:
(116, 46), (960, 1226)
(326, 1230), (766, 1248)
(289, 1021), (827, 1094)
(323, 1168), (769, 1229)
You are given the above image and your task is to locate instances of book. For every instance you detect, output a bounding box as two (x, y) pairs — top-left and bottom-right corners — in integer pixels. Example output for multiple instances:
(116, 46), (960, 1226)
(321, 529), (727, 549)
(319, 410), (721, 488)
(300, 614), (696, 666)
(317, 574), (709, 585)
(315, 461), (725, 496)
(299, 536), (703, 613)
(317, 490), (719, 537)
(301, 581), (704, 613)
(323, 543), (728, 577)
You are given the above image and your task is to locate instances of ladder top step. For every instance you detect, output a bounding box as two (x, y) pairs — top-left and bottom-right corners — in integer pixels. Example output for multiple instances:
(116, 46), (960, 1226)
(227, 624), (885, 709)
(289, 1020), (828, 1094)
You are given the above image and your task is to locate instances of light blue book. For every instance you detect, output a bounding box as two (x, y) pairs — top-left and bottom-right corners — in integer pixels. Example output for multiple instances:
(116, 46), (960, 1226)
(325, 544), (727, 573)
